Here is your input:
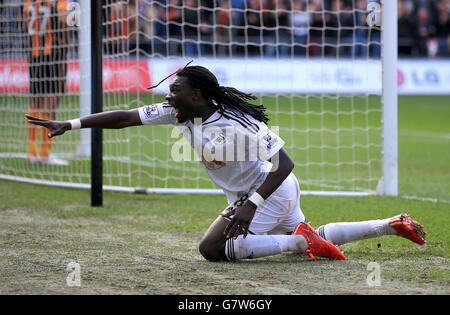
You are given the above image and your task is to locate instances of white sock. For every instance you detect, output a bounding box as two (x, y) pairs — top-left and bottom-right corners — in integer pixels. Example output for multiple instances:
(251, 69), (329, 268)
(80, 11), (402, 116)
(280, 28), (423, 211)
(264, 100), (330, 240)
(316, 219), (396, 246)
(225, 234), (308, 261)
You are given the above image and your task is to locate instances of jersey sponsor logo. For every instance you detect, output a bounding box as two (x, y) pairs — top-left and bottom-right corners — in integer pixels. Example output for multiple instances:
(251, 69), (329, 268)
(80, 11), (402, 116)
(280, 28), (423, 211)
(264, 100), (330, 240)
(143, 105), (158, 118)
(202, 157), (227, 170)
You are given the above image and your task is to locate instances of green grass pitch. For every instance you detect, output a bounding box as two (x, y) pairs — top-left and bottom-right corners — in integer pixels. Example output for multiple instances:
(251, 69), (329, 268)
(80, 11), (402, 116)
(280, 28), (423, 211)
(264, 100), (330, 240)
(0, 95), (449, 294)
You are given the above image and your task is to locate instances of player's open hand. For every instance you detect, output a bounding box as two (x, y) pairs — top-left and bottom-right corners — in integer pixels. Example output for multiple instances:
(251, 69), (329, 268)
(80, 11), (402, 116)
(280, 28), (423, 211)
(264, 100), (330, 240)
(222, 201), (257, 240)
(25, 115), (71, 138)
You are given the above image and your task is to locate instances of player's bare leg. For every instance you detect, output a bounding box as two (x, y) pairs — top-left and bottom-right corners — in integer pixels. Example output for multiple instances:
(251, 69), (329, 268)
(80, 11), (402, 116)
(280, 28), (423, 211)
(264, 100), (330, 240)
(198, 215), (230, 261)
(39, 94), (68, 165)
(315, 213), (426, 246)
(26, 96), (42, 163)
(40, 95), (56, 160)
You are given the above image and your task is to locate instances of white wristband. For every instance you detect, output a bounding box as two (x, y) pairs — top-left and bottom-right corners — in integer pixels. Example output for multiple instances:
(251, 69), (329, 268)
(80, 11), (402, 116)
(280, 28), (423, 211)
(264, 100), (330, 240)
(68, 119), (81, 130)
(248, 192), (265, 208)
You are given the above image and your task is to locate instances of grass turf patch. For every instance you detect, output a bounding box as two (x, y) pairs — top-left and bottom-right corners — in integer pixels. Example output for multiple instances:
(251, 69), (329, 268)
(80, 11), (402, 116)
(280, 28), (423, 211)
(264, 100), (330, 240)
(0, 180), (448, 294)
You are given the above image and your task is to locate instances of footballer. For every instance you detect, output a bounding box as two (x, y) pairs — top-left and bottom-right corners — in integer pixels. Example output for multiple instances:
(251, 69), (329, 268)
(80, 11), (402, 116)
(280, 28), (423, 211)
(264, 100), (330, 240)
(26, 65), (426, 262)
(24, 0), (70, 165)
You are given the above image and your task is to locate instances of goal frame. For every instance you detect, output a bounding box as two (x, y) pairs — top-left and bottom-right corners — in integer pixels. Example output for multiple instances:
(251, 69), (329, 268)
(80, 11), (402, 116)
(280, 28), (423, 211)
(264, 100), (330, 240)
(0, 0), (398, 198)
(379, 0), (398, 196)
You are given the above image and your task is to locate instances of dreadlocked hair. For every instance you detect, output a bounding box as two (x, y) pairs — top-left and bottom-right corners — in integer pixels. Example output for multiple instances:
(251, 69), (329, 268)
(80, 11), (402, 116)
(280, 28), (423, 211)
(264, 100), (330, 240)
(176, 65), (269, 124)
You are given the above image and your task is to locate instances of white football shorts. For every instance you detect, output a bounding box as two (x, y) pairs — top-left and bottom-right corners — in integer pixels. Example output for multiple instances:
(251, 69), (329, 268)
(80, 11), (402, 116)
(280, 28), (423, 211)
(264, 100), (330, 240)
(221, 172), (306, 235)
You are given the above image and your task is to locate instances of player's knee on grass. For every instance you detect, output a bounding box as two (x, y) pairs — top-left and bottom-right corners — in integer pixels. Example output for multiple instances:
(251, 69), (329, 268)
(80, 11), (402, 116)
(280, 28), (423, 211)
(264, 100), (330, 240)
(199, 234), (228, 262)
(199, 216), (231, 262)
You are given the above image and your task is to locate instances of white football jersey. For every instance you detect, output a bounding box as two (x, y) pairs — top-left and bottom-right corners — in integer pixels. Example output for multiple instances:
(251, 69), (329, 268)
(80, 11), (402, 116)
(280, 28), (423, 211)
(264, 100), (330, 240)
(138, 102), (285, 203)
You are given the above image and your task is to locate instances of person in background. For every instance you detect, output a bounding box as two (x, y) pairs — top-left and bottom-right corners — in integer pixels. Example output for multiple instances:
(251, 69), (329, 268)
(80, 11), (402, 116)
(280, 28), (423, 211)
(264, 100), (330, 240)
(24, 0), (70, 165)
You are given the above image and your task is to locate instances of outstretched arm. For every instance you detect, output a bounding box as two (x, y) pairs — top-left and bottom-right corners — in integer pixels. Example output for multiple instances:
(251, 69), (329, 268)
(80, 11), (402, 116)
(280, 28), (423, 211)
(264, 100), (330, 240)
(26, 109), (142, 138)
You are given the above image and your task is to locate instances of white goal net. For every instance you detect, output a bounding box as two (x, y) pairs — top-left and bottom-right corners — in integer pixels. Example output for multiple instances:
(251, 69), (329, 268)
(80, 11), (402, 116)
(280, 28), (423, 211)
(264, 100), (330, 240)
(0, 0), (397, 196)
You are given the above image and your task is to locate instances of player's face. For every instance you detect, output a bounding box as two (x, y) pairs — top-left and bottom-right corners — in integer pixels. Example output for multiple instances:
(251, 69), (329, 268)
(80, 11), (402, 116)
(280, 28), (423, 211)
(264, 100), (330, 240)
(166, 76), (197, 123)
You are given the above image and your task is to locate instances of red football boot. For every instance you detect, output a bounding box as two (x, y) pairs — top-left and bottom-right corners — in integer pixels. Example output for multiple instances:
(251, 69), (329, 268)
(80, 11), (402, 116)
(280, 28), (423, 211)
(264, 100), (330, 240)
(388, 214), (426, 245)
(293, 222), (346, 260)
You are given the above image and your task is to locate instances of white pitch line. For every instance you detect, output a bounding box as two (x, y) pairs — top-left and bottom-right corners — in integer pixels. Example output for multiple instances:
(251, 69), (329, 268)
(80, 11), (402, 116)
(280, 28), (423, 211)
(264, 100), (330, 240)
(103, 156), (204, 173)
(1, 153), (448, 202)
(400, 195), (450, 204)
(400, 130), (450, 140)
(0, 152), (204, 173)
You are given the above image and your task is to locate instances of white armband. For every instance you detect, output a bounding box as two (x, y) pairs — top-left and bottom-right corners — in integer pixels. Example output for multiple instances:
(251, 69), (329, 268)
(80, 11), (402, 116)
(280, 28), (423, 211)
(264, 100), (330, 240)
(248, 192), (265, 208)
(68, 119), (81, 130)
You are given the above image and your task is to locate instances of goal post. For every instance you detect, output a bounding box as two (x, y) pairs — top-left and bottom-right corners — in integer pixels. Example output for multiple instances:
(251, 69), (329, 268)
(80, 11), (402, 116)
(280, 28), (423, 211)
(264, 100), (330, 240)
(380, 0), (398, 196)
(90, 0), (103, 206)
(77, 0), (91, 158)
(0, 0), (398, 197)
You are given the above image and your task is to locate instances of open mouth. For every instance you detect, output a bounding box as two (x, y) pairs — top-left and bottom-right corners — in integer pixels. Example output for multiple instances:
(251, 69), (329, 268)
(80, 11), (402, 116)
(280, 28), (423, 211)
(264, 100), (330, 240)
(168, 103), (180, 118)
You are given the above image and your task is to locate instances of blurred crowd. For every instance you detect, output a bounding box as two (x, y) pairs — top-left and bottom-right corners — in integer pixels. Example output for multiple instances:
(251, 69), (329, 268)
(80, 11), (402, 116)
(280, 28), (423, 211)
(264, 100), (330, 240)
(398, 0), (449, 57)
(121, 0), (382, 57)
(0, 0), (449, 58)
(107, 0), (449, 58)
